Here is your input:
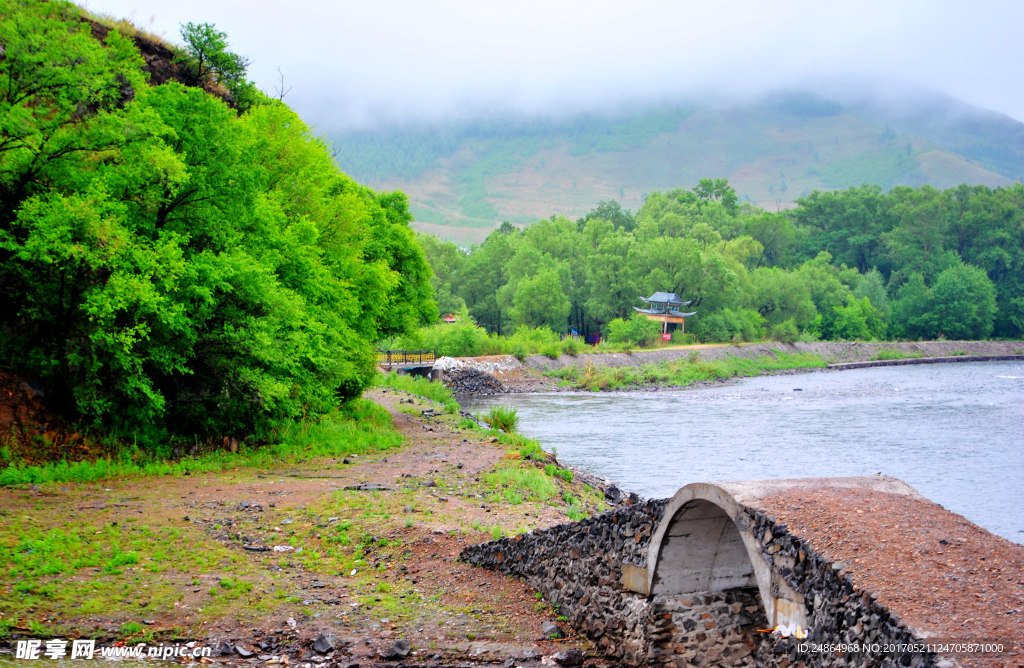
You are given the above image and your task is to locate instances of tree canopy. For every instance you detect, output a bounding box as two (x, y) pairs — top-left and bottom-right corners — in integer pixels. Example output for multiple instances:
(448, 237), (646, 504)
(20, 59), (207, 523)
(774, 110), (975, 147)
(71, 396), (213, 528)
(0, 0), (434, 446)
(420, 179), (1021, 343)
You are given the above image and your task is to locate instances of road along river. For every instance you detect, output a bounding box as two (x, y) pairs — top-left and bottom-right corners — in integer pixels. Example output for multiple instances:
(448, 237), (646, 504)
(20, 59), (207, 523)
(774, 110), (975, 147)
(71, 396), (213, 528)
(464, 361), (1024, 543)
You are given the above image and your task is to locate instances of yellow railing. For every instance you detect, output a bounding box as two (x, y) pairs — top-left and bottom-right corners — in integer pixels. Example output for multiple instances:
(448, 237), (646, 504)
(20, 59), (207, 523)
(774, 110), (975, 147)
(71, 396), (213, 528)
(376, 349), (437, 366)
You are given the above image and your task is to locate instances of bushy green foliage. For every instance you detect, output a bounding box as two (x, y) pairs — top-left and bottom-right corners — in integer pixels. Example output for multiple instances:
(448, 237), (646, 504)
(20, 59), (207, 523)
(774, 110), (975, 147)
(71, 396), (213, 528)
(0, 1), (434, 451)
(485, 406), (519, 433)
(692, 308), (765, 343)
(0, 399), (400, 485)
(606, 313), (663, 348)
(419, 178), (1021, 344)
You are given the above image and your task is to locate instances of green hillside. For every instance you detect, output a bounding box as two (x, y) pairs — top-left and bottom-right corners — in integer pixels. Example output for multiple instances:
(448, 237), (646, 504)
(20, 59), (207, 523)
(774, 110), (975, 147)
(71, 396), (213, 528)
(331, 94), (1019, 245)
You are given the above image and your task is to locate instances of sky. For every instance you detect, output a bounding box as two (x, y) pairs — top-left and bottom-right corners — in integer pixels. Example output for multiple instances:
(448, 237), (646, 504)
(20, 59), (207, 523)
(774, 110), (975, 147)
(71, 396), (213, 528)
(86, 0), (1024, 130)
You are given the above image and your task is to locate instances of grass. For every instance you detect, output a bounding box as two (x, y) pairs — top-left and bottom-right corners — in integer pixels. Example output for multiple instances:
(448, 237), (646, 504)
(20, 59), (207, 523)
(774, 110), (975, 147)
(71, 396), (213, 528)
(376, 372), (459, 414)
(547, 350), (826, 391)
(869, 348), (924, 361)
(485, 406), (519, 433)
(0, 513), (264, 628)
(0, 399), (401, 486)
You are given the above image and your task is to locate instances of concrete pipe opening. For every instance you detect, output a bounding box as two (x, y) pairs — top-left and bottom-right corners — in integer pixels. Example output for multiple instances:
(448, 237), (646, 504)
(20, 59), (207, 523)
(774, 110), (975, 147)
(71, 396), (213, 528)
(650, 499), (758, 595)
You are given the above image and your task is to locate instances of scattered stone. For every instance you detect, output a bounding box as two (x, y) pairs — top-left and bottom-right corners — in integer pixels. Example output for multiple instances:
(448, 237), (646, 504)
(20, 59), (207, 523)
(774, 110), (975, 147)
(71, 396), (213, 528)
(243, 545), (270, 552)
(344, 482), (394, 492)
(540, 621), (563, 639)
(234, 646), (254, 658)
(382, 639), (411, 660)
(553, 649), (584, 666)
(312, 634), (338, 654)
(603, 485), (623, 504)
(273, 545), (294, 553)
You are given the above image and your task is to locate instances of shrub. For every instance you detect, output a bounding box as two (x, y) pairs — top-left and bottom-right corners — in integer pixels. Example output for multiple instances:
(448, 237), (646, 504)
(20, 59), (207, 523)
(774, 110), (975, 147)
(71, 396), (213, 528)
(606, 313), (663, 347)
(693, 308), (765, 343)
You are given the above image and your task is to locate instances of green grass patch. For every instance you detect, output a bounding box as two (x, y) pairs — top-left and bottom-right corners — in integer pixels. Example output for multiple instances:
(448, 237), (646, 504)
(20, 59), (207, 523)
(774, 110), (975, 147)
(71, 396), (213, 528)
(482, 461), (558, 501)
(547, 351), (825, 390)
(376, 372), (459, 414)
(869, 348), (924, 361)
(0, 399), (401, 486)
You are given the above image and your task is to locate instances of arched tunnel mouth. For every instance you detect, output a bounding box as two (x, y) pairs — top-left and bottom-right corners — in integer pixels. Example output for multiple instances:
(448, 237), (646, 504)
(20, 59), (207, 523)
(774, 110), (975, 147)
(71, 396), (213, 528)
(651, 498), (759, 595)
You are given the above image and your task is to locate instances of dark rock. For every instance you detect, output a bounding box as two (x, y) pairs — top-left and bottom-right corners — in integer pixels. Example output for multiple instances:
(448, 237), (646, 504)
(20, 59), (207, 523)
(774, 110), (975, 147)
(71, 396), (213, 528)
(234, 646), (254, 658)
(604, 485), (623, 504)
(312, 634), (338, 654)
(522, 650), (541, 659)
(382, 639), (411, 660)
(541, 621), (563, 639)
(553, 649), (584, 666)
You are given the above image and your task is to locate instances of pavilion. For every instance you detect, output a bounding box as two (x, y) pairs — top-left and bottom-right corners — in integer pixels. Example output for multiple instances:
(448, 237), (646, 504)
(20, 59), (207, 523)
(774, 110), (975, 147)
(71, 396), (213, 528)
(634, 292), (697, 336)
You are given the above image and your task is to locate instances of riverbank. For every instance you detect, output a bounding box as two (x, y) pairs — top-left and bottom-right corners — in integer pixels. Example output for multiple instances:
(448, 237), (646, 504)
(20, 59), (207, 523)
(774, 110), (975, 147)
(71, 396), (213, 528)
(523, 340), (1024, 372)
(0, 389), (608, 666)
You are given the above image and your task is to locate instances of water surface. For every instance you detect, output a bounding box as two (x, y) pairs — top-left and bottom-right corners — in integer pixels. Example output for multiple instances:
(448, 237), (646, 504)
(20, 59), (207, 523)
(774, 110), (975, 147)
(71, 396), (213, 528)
(465, 362), (1024, 543)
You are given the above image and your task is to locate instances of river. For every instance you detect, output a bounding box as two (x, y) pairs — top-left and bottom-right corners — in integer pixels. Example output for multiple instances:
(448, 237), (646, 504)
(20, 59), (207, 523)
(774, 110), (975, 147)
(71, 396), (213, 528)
(464, 361), (1024, 543)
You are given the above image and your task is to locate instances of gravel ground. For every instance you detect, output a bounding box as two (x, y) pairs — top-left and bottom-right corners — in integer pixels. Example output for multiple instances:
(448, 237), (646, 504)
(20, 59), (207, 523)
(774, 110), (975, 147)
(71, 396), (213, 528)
(755, 487), (1024, 668)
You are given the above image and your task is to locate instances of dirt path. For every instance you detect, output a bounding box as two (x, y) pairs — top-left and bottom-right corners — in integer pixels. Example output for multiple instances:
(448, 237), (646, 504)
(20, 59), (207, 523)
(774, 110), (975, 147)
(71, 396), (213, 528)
(0, 389), (603, 665)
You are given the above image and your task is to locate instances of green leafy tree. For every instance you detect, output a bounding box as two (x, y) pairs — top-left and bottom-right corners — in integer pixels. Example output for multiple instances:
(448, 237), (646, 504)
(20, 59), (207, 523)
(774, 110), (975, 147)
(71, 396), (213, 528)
(178, 22), (259, 111)
(831, 296), (887, 341)
(930, 263), (997, 340)
(510, 268), (571, 331)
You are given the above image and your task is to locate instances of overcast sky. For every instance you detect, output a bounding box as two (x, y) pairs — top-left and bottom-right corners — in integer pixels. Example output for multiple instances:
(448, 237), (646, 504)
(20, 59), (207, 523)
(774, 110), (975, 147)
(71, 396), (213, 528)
(86, 0), (1024, 130)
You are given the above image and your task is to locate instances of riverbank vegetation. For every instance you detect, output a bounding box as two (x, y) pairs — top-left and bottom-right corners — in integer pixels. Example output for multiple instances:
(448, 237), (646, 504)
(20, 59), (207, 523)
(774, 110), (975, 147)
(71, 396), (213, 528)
(0, 0), (434, 470)
(419, 181), (1022, 350)
(548, 351), (827, 391)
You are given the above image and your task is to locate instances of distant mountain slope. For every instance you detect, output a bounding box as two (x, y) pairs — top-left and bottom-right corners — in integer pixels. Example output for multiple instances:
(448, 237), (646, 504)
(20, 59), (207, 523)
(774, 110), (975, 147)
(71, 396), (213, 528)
(330, 93), (1018, 245)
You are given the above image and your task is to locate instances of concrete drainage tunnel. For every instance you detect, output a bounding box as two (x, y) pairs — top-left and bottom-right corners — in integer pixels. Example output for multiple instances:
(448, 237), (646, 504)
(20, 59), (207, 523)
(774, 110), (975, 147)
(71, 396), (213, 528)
(462, 476), (1017, 668)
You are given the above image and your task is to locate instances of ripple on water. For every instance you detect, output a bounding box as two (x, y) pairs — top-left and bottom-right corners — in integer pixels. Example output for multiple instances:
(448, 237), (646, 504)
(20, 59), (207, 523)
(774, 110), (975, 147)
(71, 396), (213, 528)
(465, 362), (1024, 543)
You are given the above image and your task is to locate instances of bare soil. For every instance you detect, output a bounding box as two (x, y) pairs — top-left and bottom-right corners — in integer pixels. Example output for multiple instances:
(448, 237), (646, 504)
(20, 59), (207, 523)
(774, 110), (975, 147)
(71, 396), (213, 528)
(0, 388), (599, 666)
(757, 488), (1024, 668)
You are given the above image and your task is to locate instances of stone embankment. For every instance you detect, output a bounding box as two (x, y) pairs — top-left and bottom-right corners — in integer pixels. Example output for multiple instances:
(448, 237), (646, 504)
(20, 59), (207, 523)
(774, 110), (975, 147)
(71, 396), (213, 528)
(463, 476), (1022, 668)
(523, 340), (1024, 373)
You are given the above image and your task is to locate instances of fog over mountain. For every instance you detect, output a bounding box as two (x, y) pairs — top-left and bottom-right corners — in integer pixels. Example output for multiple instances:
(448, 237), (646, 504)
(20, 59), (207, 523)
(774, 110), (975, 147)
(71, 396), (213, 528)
(89, 0), (1024, 130)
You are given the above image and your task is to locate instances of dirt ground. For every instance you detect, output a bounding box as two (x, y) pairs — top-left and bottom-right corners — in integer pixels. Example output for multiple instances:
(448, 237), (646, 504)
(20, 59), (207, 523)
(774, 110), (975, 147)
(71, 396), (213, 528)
(757, 488), (1024, 668)
(0, 389), (605, 666)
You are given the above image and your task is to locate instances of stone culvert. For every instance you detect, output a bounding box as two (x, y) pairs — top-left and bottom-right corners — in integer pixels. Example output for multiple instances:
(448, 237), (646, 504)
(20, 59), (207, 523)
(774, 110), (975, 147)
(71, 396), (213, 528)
(463, 476), (1018, 668)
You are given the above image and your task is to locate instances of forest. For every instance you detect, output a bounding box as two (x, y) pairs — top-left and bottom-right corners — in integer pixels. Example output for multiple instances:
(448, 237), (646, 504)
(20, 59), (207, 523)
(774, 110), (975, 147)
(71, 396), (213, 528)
(0, 0), (435, 452)
(413, 178), (1024, 350)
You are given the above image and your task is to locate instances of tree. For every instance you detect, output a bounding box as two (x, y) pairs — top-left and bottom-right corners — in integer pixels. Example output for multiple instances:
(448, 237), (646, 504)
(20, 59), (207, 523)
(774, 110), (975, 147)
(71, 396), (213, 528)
(891, 273), (936, 339)
(930, 263), (997, 340)
(831, 296), (887, 341)
(0, 4), (434, 445)
(693, 178), (738, 215)
(510, 268), (570, 331)
(178, 22), (259, 111)
(744, 268), (816, 329)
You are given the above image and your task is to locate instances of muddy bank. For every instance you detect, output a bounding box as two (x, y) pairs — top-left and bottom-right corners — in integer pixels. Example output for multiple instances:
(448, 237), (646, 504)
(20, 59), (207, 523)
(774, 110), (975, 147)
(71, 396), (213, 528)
(522, 340), (1024, 372)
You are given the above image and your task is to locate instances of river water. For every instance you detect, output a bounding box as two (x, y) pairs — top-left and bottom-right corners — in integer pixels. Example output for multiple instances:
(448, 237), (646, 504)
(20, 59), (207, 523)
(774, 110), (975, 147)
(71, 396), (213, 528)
(464, 361), (1024, 543)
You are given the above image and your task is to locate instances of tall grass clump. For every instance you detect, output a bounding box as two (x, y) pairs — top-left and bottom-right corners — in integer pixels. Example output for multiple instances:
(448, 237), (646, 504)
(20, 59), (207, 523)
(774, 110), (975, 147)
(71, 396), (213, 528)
(485, 406), (519, 433)
(376, 371), (459, 414)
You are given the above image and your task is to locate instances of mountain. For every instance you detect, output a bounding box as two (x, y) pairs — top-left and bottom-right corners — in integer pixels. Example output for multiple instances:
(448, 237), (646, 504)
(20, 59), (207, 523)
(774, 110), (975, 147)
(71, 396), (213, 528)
(330, 92), (1021, 245)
